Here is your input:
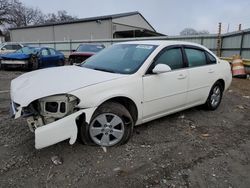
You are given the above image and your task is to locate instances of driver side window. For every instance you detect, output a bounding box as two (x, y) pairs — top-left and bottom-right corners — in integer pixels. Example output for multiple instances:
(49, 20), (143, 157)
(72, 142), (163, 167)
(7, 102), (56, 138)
(154, 48), (184, 70)
(41, 49), (49, 56)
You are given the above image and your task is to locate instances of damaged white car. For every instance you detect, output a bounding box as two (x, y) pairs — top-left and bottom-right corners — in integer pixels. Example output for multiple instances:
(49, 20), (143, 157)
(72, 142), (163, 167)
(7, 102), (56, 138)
(10, 41), (232, 149)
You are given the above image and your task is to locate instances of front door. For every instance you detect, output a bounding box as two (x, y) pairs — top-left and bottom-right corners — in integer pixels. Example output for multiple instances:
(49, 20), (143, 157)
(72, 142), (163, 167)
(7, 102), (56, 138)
(40, 48), (52, 67)
(142, 47), (188, 121)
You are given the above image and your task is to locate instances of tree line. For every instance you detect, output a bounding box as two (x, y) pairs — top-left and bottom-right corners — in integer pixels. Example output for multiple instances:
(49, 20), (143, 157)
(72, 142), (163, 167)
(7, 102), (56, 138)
(0, 0), (77, 40)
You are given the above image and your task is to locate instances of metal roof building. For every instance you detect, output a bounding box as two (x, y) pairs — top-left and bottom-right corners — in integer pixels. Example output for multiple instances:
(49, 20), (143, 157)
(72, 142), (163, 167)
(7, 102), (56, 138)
(10, 11), (164, 42)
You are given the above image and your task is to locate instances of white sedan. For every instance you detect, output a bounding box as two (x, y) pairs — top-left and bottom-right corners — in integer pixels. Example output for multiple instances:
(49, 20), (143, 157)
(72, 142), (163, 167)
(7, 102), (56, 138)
(10, 41), (232, 149)
(0, 43), (23, 54)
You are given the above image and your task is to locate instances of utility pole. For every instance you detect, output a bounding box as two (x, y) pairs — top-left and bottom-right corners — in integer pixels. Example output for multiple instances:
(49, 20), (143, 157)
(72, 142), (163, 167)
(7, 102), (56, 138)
(238, 24), (242, 31)
(217, 22), (222, 57)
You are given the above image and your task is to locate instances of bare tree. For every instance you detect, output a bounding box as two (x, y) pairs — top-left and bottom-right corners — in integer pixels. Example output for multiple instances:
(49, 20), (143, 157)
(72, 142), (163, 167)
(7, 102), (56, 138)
(45, 10), (77, 23)
(0, 0), (13, 25)
(197, 30), (209, 35)
(8, 0), (45, 27)
(180, 28), (210, 35)
(180, 28), (198, 35)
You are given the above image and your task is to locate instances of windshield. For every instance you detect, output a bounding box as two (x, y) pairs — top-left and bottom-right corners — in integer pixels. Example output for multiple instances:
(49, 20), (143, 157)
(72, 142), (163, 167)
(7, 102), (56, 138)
(15, 46), (39, 54)
(76, 44), (104, 53)
(81, 44), (157, 74)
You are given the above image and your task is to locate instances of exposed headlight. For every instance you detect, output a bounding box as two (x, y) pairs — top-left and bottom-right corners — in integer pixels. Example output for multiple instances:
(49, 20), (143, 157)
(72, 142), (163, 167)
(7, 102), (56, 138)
(39, 94), (79, 122)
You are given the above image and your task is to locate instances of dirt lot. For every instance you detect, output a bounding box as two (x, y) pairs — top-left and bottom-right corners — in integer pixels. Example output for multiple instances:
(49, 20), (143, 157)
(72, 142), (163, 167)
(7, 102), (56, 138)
(0, 70), (249, 188)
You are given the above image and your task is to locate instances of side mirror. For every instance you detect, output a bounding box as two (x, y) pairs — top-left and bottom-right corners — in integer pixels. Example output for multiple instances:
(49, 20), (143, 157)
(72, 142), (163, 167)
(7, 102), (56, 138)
(2, 48), (6, 51)
(71, 50), (76, 52)
(152, 64), (171, 74)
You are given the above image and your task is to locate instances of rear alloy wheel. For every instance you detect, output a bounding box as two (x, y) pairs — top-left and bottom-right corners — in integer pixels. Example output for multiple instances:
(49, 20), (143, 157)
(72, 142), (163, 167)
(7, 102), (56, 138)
(79, 102), (134, 147)
(205, 82), (223, 110)
(58, 59), (65, 66)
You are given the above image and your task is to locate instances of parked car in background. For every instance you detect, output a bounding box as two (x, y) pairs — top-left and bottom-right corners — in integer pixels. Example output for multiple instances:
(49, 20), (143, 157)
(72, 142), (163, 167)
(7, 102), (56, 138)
(10, 41), (232, 149)
(68, 43), (105, 65)
(0, 43), (23, 54)
(1, 46), (65, 70)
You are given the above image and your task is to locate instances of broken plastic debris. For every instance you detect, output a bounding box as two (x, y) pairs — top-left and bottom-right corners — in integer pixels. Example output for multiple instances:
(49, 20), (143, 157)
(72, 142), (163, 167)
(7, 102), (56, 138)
(243, 96), (250, 99)
(228, 90), (233, 93)
(201, 133), (210, 137)
(178, 115), (185, 119)
(140, 145), (151, 148)
(101, 146), (107, 153)
(236, 105), (245, 109)
(51, 156), (63, 166)
(162, 179), (167, 184)
(190, 125), (196, 129)
(113, 167), (121, 172)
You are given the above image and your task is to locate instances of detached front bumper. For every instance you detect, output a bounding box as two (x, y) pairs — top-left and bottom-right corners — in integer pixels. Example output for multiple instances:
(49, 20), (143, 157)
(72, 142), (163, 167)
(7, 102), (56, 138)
(35, 107), (97, 149)
(34, 110), (83, 149)
(10, 101), (97, 149)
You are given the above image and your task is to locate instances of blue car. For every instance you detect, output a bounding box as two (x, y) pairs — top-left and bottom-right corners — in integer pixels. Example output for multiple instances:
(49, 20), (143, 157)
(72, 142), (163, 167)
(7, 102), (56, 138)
(0, 46), (65, 70)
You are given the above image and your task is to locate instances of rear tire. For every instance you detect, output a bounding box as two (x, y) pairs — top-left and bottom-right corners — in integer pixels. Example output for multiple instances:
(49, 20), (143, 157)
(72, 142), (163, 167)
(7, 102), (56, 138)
(79, 102), (134, 147)
(58, 59), (65, 66)
(68, 58), (73, 65)
(29, 55), (39, 70)
(204, 82), (223, 110)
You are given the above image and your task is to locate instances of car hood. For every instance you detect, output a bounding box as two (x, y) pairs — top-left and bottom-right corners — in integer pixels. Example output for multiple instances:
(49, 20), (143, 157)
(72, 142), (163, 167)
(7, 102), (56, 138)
(1, 53), (31, 60)
(11, 66), (126, 106)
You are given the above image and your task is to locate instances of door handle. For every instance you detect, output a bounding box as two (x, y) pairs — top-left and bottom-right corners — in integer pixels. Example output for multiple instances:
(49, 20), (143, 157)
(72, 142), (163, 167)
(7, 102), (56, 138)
(208, 69), (214, 73)
(177, 74), (187, 79)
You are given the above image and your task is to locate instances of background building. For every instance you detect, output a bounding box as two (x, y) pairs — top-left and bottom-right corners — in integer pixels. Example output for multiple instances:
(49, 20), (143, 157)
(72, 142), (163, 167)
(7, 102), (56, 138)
(9, 11), (164, 42)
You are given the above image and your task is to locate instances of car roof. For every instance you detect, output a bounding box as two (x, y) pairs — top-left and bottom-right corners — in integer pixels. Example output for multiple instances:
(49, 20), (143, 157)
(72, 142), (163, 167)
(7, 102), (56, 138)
(119, 40), (206, 49)
(79, 43), (104, 46)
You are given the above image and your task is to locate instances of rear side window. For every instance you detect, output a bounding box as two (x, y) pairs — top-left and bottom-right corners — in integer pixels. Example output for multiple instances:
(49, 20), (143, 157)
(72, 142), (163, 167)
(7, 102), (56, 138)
(3, 45), (13, 50)
(206, 52), (217, 64)
(49, 48), (56, 55)
(12, 45), (22, 50)
(185, 48), (207, 67)
(154, 48), (184, 70)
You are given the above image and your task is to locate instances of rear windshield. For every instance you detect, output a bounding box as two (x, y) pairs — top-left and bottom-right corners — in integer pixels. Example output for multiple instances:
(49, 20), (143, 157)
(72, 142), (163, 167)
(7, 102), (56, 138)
(15, 47), (39, 54)
(76, 44), (104, 53)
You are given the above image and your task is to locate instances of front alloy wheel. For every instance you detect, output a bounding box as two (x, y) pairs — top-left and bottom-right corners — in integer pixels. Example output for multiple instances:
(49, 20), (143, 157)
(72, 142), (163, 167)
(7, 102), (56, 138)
(79, 102), (134, 147)
(89, 113), (125, 146)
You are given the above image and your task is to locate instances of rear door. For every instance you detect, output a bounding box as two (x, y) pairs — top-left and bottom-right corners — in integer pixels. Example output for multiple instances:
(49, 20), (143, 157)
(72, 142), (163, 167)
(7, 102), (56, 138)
(184, 46), (218, 106)
(142, 46), (188, 121)
(40, 48), (53, 67)
(48, 48), (60, 66)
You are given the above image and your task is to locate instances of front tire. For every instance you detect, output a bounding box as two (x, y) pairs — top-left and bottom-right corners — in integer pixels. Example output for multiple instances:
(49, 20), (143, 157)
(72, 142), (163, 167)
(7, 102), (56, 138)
(79, 102), (134, 147)
(29, 55), (39, 70)
(204, 82), (223, 110)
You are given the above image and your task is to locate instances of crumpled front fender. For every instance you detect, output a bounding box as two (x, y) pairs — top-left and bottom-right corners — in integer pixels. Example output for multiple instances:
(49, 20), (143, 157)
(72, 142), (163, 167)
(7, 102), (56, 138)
(35, 107), (96, 149)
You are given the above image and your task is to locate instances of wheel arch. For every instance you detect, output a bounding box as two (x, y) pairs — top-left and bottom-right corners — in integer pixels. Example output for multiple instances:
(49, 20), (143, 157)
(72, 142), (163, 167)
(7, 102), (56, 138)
(215, 79), (225, 91)
(96, 96), (139, 124)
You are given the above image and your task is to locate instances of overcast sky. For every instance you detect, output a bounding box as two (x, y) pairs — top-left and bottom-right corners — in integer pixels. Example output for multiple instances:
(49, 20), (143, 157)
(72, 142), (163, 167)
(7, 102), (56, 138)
(20, 0), (250, 35)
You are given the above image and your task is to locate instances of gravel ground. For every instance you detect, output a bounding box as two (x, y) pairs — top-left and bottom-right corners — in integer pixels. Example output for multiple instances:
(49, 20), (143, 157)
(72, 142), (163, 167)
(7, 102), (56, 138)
(0, 70), (249, 188)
